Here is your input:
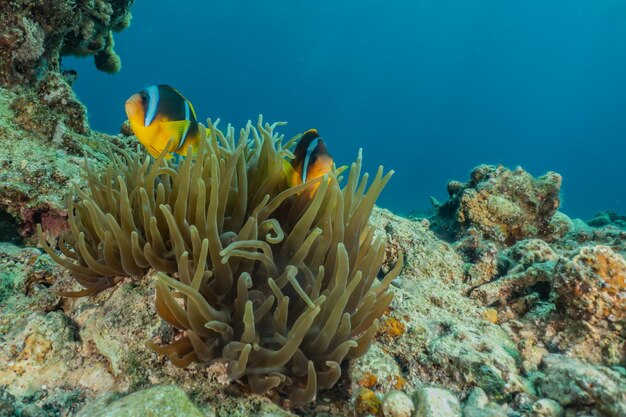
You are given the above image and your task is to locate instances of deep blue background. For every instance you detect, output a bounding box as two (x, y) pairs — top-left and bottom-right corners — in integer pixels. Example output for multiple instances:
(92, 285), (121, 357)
(65, 1), (626, 219)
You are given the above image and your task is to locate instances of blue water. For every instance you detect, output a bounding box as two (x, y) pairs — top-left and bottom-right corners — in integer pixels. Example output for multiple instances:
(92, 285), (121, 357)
(65, 1), (626, 219)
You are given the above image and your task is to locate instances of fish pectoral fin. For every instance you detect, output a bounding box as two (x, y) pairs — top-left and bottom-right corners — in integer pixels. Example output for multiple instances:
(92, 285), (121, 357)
(147, 144), (173, 160)
(161, 120), (191, 145)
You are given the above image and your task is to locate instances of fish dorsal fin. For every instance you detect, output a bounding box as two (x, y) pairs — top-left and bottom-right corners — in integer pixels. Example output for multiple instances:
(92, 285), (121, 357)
(187, 99), (197, 120)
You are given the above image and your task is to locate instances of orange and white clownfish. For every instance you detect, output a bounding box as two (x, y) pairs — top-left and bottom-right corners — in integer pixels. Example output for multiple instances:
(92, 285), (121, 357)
(124, 84), (201, 159)
(283, 129), (333, 192)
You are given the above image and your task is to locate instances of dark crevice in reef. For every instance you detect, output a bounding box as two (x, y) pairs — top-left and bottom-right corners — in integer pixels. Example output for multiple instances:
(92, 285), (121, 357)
(0, 209), (23, 245)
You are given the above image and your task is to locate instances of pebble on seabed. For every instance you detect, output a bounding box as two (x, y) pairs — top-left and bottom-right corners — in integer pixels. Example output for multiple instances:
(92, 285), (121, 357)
(532, 398), (564, 417)
(382, 391), (415, 417)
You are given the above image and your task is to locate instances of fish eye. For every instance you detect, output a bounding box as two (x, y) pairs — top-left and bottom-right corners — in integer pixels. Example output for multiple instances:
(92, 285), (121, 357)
(140, 92), (148, 103)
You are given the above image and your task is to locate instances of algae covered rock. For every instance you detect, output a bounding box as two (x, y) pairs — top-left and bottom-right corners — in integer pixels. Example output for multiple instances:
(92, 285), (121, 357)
(414, 386), (461, 417)
(0, 73), (135, 241)
(0, 309), (115, 396)
(75, 385), (204, 417)
(462, 406), (507, 417)
(361, 210), (524, 399)
(0, 385), (89, 417)
(71, 278), (160, 386)
(537, 354), (626, 417)
(531, 398), (564, 417)
(587, 211), (626, 230)
(372, 207), (463, 284)
(470, 239), (559, 307)
(431, 165), (562, 245)
(553, 245), (626, 324)
(382, 390), (415, 417)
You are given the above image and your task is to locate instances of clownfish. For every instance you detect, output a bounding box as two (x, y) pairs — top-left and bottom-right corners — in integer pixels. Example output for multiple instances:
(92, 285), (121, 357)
(125, 84), (201, 158)
(283, 129), (333, 192)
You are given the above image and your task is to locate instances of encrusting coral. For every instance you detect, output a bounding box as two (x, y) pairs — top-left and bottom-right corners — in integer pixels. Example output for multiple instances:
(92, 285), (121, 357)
(38, 116), (401, 403)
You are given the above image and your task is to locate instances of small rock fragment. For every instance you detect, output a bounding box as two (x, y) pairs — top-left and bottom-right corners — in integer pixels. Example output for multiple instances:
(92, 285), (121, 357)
(355, 388), (383, 417)
(463, 405), (507, 417)
(531, 398), (564, 417)
(465, 387), (489, 408)
(382, 390), (415, 417)
(538, 354), (626, 417)
(414, 387), (461, 417)
(483, 308), (498, 324)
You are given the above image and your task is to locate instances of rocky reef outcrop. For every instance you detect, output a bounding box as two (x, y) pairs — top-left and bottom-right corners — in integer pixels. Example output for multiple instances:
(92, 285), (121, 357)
(428, 165), (625, 371)
(0, 0), (133, 86)
(431, 165), (563, 244)
(0, 1), (135, 243)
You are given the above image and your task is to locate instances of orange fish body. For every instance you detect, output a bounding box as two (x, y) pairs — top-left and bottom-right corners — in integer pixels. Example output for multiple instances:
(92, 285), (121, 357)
(125, 84), (201, 158)
(284, 129), (333, 194)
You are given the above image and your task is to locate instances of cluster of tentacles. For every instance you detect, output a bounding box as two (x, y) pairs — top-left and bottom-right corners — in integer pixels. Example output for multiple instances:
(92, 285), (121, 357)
(39, 116), (402, 403)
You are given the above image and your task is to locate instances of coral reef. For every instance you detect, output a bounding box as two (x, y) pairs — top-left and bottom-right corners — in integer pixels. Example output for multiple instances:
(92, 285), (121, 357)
(431, 165), (563, 244)
(2, 169), (626, 416)
(0, 0), (135, 242)
(428, 164), (625, 368)
(0, 0), (133, 85)
(0, 4), (624, 415)
(0, 80), (132, 242)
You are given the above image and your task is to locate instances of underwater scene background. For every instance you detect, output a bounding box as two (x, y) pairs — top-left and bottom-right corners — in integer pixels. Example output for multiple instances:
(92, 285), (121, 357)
(67, 0), (626, 218)
(1, 0), (626, 416)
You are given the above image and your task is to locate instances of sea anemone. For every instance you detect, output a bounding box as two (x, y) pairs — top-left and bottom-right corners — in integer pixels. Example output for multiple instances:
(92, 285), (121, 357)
(38, 116), (401, 403)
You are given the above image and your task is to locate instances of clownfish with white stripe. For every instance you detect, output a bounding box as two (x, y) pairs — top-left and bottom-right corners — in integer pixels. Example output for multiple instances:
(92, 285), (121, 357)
(124, 84), (201, 159)
(283, 129), (333, 193)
